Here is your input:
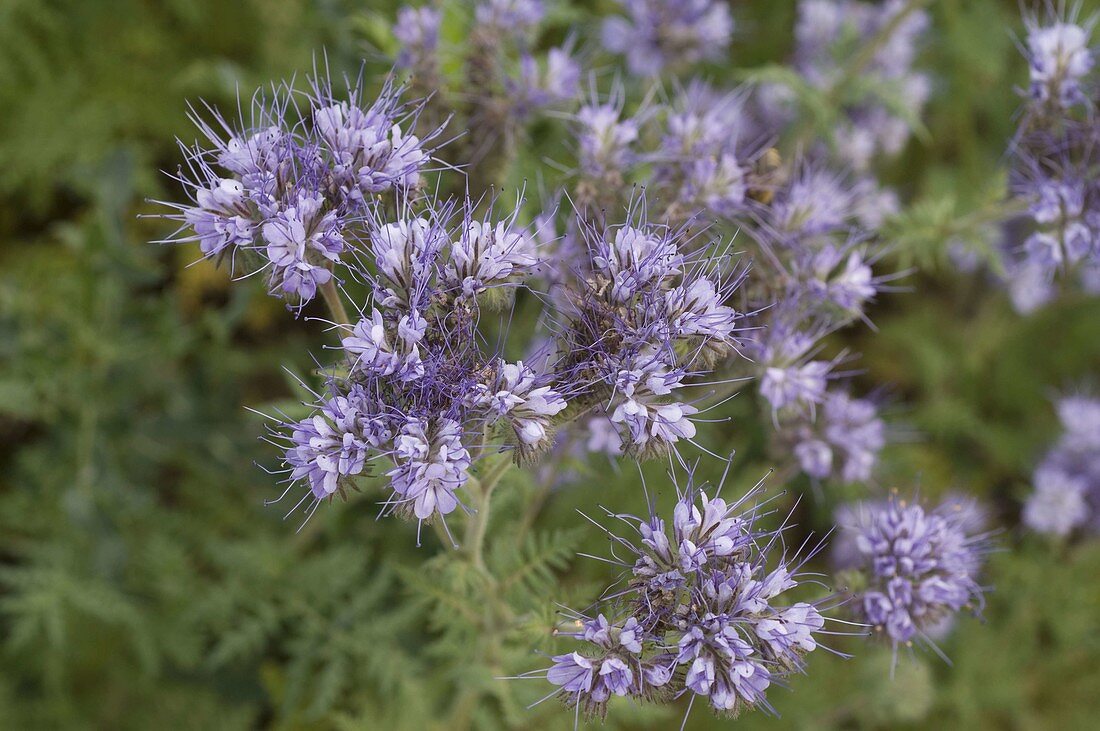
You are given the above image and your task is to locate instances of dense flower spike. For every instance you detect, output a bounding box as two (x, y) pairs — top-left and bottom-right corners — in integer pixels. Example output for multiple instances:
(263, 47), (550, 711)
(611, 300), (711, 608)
(652, 83), (764, 222)
(787, 0), (931, 170)
(159, 72), (438, 308)
(1001, 7), (1100, 310)
(267, 196), (565, 533)
(838, 493), (990, 654)
(1024, 13), (1095, 109)
(791, 391), (885, 483)
(540, 471), (832, 721)
(393, 6), (442, 72)
(508, 46), (582, 119)
(1024, 395), (1100, 537)
(476, 0), (545, 37)
(554, 206), (746, 458)
(602, 0), (733, 77)
(573, 88), (642, 189)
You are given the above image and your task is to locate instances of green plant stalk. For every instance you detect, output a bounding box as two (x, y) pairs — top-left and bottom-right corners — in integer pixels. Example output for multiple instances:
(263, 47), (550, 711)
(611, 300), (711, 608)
(465, 454), (514, 574)
(319, 276), (351, 327)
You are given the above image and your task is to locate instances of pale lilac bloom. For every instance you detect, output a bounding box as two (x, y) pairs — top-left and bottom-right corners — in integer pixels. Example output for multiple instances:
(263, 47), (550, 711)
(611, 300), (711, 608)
(388, 418), (471, 520)
(1024, 467), (1089, 536)
(602, 0), (733, 77)
(475, 0), (545, 34)
(842, 495), (988, 650)
(262, 192), (345, 300)
(543, 477), (829, 720)
(575, 101), (641, 179)
(1026, 20), (1094, 107)
(394, 6), (441, 69)
(184, 179), (254, 256)
(1024, 395), (1100, 537)
(285, 387), (390, 500)
(476, 360), (566, 448)
(796, 392), (887, 483)
(448, 217), (539, 297)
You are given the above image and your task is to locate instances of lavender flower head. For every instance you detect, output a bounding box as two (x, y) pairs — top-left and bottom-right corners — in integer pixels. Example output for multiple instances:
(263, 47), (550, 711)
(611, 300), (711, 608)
(790, 0), (931, 169)
(270, 196), (561, 539)
(792, 391), (885, 484)
(160, 72), (439, 308)
(754, 316), (838, 419)
(394, 6), (442, 71)
(650, 83), (768, 222)
(839, 493), (990, 654)
(573, 87), (643, 186)
(555, 205), (746, 458)
(602, 0), (733, 77)
(1023, 394), (1100, 537)
(540, 471), (833, 720)
(476, 0), (545, 38)
(1024, 13), (1095, 109)
(999, 6), (1100, 308)
(507, 45), (582, 120)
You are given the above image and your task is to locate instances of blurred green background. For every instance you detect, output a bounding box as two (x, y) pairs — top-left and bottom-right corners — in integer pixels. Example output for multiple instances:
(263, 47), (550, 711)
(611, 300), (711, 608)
(1, 1), (1099, 729)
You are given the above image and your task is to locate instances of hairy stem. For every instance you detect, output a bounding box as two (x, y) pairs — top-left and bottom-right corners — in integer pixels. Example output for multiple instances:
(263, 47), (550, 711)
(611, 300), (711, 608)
(465, 454), (513, 575)
(319, 277), (351, 326)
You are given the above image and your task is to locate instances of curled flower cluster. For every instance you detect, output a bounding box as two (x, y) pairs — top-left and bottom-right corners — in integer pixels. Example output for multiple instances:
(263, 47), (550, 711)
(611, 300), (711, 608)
(553, 209), (746, 458)
(162, 76), (437, 306)
(544, 477), (830, 719)
(275, 199), (564, 532)
(652, 82), (764, 222)
(1025, 13), (1095, 109)
(790, 392), (886, 484)
(415, 0), (580, 175)
(563, 87), (893, 482)
(784, 0), (931, 170)
(558, 50), (898, 483)
(1023, 395), (1100, 537)
(508, 44), (582, 122)
(476, 0), (545, 34)
(1001, 9), (1099, 312)
(742, 165), (893, 480)
(837, 494), (989, 653)
(601, 0), (734, 77)
(571, 86), (645, 203)
(393, 6), (442, 75)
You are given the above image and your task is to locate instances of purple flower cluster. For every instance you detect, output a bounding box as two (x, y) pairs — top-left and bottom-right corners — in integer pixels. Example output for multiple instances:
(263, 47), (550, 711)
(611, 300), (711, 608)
(572, 86), (643, 189)
(544, 477), (829, 719)
(654, 83), (759, 221)
(560, 71), (896, 483)
(507, 45), (582, 122)
(739, 165), (893, 481)
(475, 0), (545, 36)
(428, 0), (580, 170)
(554, 208), (746, 458)
(1002, 10), (1099, 311)
(838, 494), (989, 653)
(275, 199), (564, 532)
(1023, 395), (1100, 537)
(393, 6), (442, 73)
(792, 392), (886, 484)
(786, 0), (931, 170)
(162, 75), (437, 306)
(602, 0), (733, 77)
(1024, 13), (1096, 109)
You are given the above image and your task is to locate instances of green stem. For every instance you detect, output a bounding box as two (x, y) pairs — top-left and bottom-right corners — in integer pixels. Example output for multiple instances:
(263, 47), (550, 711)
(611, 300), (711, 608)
(464, 455), (513, 574)
(319, 276), (351, 326)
